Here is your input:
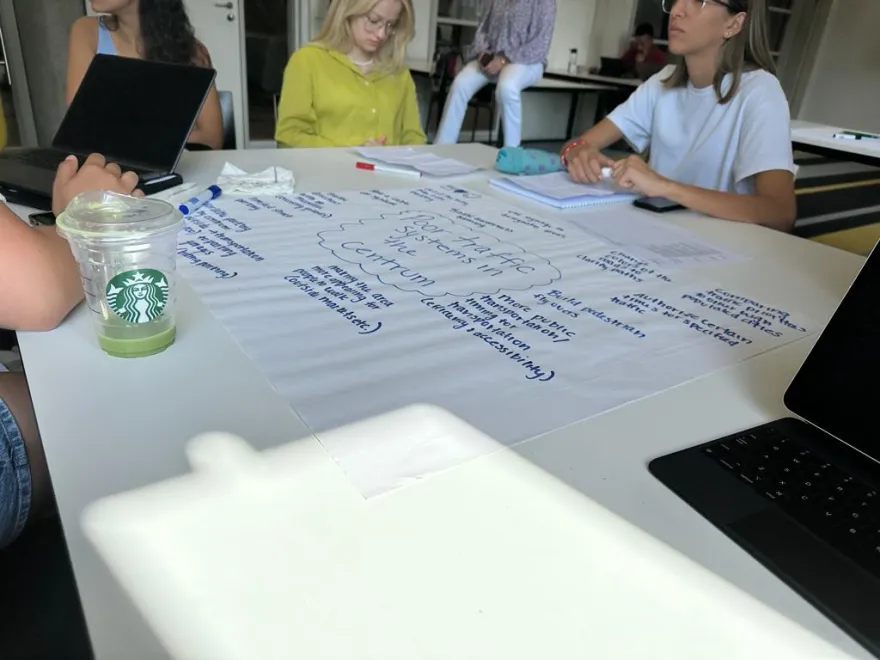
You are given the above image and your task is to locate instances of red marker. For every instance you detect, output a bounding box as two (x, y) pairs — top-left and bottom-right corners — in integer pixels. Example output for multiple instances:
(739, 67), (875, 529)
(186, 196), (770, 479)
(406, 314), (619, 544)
(356, 161), (422, 178)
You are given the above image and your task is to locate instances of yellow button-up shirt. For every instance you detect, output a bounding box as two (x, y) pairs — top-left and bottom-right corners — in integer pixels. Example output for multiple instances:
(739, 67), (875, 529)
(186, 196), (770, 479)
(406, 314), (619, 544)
(275, 44), (426, 148)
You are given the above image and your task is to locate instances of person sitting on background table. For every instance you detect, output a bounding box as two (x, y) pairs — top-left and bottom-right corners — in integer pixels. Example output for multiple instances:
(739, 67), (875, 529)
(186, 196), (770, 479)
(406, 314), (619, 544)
(564, 0), (796, 231)
(0, 153), (142, 548)
(275, 0), (425, 148)
(67, 0), (223, 150)
(622, 23), (668, 79)
(433, 0), (556, 148)
(590, 23), (667, 80)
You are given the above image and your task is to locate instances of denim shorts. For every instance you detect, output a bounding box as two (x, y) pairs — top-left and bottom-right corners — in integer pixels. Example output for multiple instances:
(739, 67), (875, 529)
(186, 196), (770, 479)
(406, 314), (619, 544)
(0, 396), (30, 547)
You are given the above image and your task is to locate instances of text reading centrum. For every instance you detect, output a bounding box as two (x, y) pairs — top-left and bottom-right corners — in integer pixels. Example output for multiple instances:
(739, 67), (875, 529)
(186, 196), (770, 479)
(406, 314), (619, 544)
(384, 217), (537, 276)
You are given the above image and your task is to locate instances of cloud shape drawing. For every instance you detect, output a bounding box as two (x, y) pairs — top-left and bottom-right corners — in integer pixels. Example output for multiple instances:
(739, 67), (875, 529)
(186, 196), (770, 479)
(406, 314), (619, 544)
(317, 210), (561, 297)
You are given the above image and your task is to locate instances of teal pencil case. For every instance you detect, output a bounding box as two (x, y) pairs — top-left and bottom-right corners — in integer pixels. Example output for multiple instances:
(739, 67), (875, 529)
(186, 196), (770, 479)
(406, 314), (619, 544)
(495, 147), (566, 176)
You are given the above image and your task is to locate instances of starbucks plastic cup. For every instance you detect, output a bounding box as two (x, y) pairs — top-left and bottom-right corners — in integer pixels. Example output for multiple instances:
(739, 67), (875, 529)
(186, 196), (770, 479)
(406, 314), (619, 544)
(56, 191), (184, 358)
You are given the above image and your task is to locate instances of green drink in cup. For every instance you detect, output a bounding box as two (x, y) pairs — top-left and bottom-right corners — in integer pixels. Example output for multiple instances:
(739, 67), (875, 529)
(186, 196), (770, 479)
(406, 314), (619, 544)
(56, 191), (184, 358)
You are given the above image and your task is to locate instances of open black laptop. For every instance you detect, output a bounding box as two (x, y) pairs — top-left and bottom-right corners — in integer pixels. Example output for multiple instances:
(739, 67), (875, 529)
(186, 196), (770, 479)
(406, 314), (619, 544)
(0, 54), (215, 208)
(650, 244), (880, 657)
(599, 57), (628, 78)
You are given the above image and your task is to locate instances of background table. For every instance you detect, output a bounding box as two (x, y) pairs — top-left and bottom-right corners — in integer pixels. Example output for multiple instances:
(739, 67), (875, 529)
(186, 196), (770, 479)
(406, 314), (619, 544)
(16, 145), (869, 659)
(544, 68), (643, 89)
(792, 119), (880, 167)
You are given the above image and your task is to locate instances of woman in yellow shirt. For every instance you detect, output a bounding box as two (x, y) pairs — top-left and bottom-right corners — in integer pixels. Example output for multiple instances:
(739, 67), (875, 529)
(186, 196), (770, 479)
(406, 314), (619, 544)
(275, 0), (426, 147)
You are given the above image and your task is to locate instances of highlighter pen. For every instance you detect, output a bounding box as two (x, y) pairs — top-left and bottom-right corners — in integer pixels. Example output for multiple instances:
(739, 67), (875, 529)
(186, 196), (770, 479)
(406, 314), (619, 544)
(178, 184), (222, 215)
(355, 161), (422, 178)
(832, 131), (880, 141)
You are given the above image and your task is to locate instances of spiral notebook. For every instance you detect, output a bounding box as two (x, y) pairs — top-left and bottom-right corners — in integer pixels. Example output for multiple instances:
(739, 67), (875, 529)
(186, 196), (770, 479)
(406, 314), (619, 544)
(490, 172), (639, 209)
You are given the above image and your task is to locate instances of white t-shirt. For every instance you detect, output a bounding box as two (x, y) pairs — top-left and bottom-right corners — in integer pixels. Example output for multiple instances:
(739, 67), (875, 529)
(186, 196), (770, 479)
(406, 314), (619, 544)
(607, 66), (795, 194)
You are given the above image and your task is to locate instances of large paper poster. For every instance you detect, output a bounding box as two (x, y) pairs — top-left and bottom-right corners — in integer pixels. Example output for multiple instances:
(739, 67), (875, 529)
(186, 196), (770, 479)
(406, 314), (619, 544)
(177, 186), (813, 496)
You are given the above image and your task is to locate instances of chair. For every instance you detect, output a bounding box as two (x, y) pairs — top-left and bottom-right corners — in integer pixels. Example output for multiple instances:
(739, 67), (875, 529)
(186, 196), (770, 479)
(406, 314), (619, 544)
(423, 49), (460, 134)
(218, 90), (236, 150)
(468, 85), (495, 145)
(424, 50), (495, 145)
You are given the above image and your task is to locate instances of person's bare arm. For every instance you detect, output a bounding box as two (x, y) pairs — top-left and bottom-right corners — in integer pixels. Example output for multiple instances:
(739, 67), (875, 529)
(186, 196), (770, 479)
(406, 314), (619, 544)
(0, 212), (83, 331)
(189, 86), (224, 150)
(662, 170), (797, 230)
(0, 154), (142, 331)
(565, 119), (624, 182)
(572, 118), (623, 152)
(188, 43), (224, 149)
(610, 155), (797, 230)
(66, 16), (99, 105)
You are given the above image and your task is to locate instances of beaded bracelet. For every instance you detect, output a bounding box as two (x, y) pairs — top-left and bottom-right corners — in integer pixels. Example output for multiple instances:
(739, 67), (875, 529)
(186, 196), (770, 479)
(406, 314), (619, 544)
(560, 139), (585, 169)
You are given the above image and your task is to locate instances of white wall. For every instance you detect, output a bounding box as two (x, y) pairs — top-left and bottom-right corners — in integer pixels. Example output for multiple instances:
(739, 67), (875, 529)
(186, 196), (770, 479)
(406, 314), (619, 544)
(588, 0), (636, 65)
(547, 0), (597, 71)
(797, 0), (880, 133)
(407, 0), (433, 61)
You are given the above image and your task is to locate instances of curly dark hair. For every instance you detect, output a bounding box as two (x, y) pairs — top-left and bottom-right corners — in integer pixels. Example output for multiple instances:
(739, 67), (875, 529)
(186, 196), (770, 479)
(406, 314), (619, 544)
(106, 0), (210, 66)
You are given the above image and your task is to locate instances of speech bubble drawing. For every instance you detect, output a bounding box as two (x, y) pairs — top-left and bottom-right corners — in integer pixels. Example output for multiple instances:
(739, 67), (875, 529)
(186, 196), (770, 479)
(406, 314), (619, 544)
(317, 210), (561, 297)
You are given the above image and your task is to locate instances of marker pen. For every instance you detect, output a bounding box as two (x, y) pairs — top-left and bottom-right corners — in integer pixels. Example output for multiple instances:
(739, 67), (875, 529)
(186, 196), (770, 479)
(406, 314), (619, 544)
(178, 184), (222, 215)
(356, 161), (422, 178)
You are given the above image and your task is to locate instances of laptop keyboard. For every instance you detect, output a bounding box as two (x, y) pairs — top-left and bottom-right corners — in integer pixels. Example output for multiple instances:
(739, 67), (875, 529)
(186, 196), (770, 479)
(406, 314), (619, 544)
(703, 426), (880, 578)
(4, 149), (67, 169)
(4, 150), (152, 177)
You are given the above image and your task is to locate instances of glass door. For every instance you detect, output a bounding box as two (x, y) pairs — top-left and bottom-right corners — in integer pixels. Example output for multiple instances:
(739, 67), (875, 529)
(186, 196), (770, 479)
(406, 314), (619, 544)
(243, 0), (333, 144)
(244, 0), (290, 143)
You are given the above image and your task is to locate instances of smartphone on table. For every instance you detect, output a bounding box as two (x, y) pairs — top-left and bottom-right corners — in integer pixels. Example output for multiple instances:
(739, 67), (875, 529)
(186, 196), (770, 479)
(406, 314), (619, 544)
(632, 196), (684, 213)
(28, 211), (56, 226)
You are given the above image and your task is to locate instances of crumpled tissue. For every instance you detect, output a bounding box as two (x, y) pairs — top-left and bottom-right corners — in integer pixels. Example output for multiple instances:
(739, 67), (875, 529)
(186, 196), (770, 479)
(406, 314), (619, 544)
(217, 163), (295, 196)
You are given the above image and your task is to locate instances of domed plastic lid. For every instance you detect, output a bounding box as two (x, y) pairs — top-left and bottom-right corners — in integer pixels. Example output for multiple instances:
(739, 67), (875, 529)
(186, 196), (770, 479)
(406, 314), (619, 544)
(56, 191), (182, 241)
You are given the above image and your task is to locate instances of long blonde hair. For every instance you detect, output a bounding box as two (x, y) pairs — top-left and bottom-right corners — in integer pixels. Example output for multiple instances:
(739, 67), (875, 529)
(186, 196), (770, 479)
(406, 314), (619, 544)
(664, 0), (776, 104)
(313, 0), (414, 74)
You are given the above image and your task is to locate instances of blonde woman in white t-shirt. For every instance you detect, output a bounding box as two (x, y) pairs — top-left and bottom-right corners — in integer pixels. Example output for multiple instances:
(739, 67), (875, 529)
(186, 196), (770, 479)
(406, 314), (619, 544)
(564, 0), (796, 230)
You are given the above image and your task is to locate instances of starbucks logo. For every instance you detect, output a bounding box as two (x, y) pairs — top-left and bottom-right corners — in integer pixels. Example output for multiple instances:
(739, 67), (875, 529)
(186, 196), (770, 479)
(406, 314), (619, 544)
(106, 269), (169, 324)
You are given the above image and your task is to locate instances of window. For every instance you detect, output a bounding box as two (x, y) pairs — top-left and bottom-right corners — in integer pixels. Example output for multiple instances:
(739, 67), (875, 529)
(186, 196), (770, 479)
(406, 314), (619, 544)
(631, 0), (797, 63)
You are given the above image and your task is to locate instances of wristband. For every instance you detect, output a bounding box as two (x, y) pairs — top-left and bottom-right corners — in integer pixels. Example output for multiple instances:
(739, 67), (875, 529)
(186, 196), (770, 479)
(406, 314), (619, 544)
(560, 139), (585, 168)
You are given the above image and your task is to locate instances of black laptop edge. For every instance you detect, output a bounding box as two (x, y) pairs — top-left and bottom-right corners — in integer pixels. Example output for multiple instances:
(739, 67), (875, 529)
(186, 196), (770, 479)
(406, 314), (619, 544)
(50, 55), (216, 175)
(647, 243), (880, 657)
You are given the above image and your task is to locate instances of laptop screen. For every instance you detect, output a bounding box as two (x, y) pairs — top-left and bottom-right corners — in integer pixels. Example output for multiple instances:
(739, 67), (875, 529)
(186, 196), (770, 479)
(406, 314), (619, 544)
(784, 247), (880, 461)
(54, 54), (216, 171)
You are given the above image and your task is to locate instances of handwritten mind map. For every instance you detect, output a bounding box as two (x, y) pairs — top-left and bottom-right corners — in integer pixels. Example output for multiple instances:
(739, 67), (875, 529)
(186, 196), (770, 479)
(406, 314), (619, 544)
(177, 187), (815, 497)
(318, 211), (561, 297)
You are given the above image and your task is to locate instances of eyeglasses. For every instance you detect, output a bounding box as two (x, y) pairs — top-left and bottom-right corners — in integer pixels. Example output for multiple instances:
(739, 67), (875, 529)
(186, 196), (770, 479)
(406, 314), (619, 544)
(661, 0), (737, 13)
(361, 12), (396, 35)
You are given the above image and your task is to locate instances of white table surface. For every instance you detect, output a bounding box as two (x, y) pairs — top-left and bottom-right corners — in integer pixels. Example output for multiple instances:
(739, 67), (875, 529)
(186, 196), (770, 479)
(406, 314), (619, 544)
(16, 145), (870, 659)
(792, 119), (880, 162)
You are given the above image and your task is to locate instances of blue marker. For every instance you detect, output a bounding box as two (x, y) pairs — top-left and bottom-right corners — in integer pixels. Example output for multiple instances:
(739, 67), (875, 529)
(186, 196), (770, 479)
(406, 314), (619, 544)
(178, 185), (222, 215)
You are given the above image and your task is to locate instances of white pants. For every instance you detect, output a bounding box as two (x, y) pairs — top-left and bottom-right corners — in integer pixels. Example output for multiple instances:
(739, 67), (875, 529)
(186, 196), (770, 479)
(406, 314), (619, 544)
(434, 60), (544, 148)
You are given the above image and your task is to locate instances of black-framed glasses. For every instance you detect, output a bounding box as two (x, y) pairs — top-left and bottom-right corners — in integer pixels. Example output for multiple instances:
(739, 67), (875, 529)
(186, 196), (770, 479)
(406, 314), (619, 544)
(661, 0), (737, 13)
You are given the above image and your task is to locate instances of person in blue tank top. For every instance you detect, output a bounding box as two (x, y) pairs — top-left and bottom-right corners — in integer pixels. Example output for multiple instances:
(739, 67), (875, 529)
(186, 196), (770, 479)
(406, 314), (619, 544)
(67, 0), (223, 150)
